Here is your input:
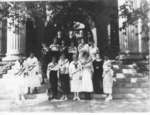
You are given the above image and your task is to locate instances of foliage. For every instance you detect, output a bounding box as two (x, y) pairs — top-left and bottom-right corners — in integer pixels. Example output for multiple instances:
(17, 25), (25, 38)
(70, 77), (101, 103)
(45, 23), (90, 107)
(119, 0), (150, 39)
(0, 2), (94, 31)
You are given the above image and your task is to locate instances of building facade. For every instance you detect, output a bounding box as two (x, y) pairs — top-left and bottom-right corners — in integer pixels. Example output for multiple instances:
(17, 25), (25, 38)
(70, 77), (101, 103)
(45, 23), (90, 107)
(0, 0), (149, 61)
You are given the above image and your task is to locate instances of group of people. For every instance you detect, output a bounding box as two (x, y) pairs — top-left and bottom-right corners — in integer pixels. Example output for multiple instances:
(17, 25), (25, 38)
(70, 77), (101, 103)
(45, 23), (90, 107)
(9, 30), (116, 104)
(9, 53), (42, 103)
(41, 30), (116, 102)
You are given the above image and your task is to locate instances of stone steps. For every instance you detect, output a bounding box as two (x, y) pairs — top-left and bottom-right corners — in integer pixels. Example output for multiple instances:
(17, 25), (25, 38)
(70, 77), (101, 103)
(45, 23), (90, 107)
(114, 81), (150, 88)
(113, 87), (149, 94)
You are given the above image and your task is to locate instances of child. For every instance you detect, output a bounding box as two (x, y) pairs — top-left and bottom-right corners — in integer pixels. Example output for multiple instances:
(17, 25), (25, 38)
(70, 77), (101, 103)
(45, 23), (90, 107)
(69, 54), (82, 101)
(47, 56), (59, 101)
(102, 56), (116, 102)
(24, 52), (41, 94)
(92, 53), (103, 93)
(58, 53), (70, 101)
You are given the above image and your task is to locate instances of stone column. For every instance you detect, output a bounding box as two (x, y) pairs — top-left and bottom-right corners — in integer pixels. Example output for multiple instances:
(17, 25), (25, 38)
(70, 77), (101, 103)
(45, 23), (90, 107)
(138, 18), (142, 53)
(0, 21), (2, 57)
(91, 27), (98, 46)
(107, 24), (111, 45)
(2, 17), (26, 61)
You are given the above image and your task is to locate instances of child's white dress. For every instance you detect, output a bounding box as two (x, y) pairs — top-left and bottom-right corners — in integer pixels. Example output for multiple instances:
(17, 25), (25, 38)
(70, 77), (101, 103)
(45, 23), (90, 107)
(103, 60), (114, 94)
(2, 60), (27, 100)
(69, 61), (82, 92)
(24, 57), (42, 89)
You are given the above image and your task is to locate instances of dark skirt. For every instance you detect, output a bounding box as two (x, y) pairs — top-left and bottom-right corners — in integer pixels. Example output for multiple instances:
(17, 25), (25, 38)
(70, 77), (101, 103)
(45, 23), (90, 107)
(49, 71), (58, 97)
(93, 73), (103, 94)
(59, 74), (70, 94)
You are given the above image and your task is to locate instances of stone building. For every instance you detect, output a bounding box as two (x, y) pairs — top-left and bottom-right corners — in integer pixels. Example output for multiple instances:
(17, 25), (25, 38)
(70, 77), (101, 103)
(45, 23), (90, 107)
(0, 0), (149, 61)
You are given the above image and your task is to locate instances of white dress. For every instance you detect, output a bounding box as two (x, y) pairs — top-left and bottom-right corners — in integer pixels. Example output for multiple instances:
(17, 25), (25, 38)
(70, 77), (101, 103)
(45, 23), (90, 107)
(69, 61), (82, 92)
(2, 61), (27, 99)
(81, 58), (94, 92)
(89, 46), (98, 60)
(103, 60), (114, 94)
(24, 57), (42, 88)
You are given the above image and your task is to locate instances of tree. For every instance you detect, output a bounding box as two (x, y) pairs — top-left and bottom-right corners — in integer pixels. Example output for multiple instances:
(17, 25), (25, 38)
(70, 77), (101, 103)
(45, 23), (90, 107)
(119, 0), (150, 40)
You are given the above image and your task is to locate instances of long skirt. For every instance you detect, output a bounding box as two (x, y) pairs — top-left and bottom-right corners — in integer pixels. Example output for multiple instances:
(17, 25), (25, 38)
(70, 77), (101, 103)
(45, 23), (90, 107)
(81, 69), (93, 92)
(103, 75), (113, 94)
(60, 74), (70, 94)
(93, 73), (103, 93)
(25, 71), (41, 89)
(49, 71), (58, 98)
(70, 78), (82, 93)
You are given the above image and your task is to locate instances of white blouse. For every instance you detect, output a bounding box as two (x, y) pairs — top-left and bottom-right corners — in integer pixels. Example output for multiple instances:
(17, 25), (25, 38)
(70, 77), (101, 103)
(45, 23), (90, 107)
(49, 44), (59, 51)
(58, 59), (69, 74)
(68, 46), (78, 54)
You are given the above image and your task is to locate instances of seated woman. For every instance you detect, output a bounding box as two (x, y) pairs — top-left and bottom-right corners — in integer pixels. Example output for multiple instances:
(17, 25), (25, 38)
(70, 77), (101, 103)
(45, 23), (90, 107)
(78, 38), (89, 60)
(89, 41), (99, 61)
(49, 38), (60, 60)
(68, 41), (78, 61)
(24, 52), (42, 94)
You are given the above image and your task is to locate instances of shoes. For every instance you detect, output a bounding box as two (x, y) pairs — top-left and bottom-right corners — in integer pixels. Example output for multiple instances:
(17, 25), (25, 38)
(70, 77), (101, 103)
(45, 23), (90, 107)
(60, 95), (65, 101)
(51, 98), (59, 102)
(73, 97), (76, 101)
(105, 95), (112, 102)
(73, 97), (80, 101)
(64, 96), (68, 101)
(76, 97), (81, 101)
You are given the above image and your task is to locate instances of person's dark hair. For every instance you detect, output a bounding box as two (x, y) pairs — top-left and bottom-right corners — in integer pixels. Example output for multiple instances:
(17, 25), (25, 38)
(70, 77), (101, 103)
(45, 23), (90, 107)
(104, 56), (109, 60)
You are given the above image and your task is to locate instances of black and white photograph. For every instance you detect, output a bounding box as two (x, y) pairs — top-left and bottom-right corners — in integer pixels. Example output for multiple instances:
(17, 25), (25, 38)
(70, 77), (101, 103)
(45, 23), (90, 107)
(0, 0), (150, 112)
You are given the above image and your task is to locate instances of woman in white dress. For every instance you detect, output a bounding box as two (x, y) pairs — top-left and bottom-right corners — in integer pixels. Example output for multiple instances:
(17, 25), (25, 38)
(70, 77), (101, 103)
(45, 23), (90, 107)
(80, 52), (94, 100)
(69, 54), (82, 101)
(24, 53), (42, 94)
(78, 38), (89, 59)
(102, 56), (115, 102)
(89, 41), (99, 61)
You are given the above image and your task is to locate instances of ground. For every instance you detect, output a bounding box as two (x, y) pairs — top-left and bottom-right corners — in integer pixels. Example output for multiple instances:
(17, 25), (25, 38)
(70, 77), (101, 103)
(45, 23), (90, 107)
(0, 59), (149, 112)
(0, 92), (149, 112)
